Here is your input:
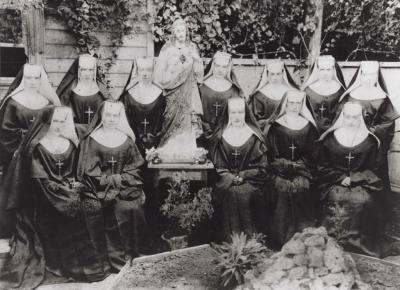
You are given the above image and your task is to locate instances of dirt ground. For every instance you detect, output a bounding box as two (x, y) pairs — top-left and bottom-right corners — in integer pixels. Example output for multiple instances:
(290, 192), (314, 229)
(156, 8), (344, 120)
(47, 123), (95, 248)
(111, 245), (220, 290)
(111, 245), (400, 290)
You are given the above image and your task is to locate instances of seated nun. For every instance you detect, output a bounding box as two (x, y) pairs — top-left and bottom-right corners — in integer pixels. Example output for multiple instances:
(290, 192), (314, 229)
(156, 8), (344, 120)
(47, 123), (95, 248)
(0, 106), (103, 289)
(248, 60), (298, 129)
(0, 63), (60, 238)
(209, 97), (268, 241)
(263, 90), (319, 247)
(316, 102), (390, 257)
(199, 51), (244, 142)
(119, 57), (165, 156)
(77, 100), (146, 267)
(56, 54), (110, 132)
(302, 55), (346, 133)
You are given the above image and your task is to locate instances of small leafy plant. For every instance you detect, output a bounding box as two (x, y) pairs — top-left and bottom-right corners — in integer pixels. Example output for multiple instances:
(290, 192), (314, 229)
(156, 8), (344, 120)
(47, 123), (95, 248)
(160, 171), (214, 235)
(213, 232), (269, 288)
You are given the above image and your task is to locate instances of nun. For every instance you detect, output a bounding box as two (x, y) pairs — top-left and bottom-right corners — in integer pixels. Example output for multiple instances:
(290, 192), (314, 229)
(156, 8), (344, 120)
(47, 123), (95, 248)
(338, 61), (399, 151)
(0, 106), (103, 289)
(0, 63), (59, 238)
(77, 100), (146, 267)
(56, 54), (110, 131)
(0, 64), (60, 172)
(209, 97), (268, 241)
(302, 55), (346, 133)
(199, 51), (244, 142)
(315, 102), (386, 257)
(263, 90), (319, 247)
(119, 57), (165, 156)
(248, 60), (299, 129)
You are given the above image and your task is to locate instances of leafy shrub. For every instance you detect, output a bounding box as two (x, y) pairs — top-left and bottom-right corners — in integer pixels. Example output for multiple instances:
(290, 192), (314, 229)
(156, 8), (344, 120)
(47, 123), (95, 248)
(213, 232), (269, 288)
(160, 171), (214, 235)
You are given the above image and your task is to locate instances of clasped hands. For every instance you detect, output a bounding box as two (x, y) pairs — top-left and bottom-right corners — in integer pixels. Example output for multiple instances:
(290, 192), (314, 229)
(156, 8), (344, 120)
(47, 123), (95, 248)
(232, 175), (244, 186)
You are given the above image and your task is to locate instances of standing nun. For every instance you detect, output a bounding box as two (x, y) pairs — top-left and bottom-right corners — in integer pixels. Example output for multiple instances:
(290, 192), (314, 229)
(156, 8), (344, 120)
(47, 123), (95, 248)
(0, 106), (104, 289)
(56, 54), (110, 132)
(302, 55), (346, 133)
(0, 63), (59, 238)
(119, 57), (165, 156)
(199, 51), (244, 142)
(0, 64), (60, 172)
(77, 100), (146, 267)
(338, 61), (399, 150)
(248, 60), (299, 129)
(263, 90), (319, 247)
(209, 97), (268, 241)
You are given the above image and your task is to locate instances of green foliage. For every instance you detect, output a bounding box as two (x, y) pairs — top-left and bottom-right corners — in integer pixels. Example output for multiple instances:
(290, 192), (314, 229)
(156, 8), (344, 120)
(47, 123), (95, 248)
(323, 0), (400, 60)
(213, 232), (268, 288)
(160, 171), (214, 235)
(151, 0), (317, 58)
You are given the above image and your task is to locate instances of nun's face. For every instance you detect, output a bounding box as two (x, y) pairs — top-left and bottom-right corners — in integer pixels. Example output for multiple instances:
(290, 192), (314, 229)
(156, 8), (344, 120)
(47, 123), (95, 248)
(361, 71), (378, 86)
(174, 25), (187, 43)
(138, 64), (153, 85)
(49, 111), (68, 135)
(24, 70), (41, 91)
(102, 105), (121, 130)
(317, 64), (334, 81)
(229, 101), (245, 127)
(343, 108), (361, 128)
(212, 58), (230, 79)
(268, 70), (283, 83)
(286, 98), (302, 114)
(79, 63), (95, 81)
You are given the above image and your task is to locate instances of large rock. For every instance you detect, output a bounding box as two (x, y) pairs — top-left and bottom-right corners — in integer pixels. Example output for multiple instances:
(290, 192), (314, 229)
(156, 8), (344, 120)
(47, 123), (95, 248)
(242, 227), (371, 290)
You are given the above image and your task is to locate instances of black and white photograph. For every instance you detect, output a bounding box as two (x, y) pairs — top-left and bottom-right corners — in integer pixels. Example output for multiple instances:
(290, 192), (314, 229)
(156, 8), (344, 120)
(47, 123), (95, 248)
(0, 0), (400, 289)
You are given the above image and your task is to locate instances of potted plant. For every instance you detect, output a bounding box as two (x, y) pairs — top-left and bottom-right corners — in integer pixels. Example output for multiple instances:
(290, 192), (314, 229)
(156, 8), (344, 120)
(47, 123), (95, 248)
(160, 171), (214, 250)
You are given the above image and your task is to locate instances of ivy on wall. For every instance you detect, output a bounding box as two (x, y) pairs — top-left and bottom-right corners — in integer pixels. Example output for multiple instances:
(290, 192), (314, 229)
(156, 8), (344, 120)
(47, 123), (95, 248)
(45, 0), (148, 75)
(0, 9), (23, 44)
(323, 0), (400, 60)
(150, 0), (317, 59)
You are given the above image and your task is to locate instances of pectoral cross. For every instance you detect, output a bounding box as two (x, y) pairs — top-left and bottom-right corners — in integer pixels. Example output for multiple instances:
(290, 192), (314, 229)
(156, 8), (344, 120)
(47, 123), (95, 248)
(232, 149), (241, 168)
(319, 104), (326, 119)
(141, 118), (149, 135)
(213, 102), (221, 117)
(55, 159), (64, 177)
(85, 107), (93, 124)
(108, 156), (117, 174)
(345, 152), (354, 170)
(29, 116), (35, 123)
(289, 143), (297, 161)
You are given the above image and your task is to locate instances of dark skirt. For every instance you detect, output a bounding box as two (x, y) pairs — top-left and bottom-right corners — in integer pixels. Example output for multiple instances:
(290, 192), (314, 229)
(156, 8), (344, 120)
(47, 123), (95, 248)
(220, 183), (265, 241)
(266, 175), (314, 247)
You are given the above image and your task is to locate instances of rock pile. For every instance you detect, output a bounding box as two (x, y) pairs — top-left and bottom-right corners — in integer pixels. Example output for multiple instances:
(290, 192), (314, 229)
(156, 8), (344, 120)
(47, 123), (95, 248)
(243, 227), (371, 290)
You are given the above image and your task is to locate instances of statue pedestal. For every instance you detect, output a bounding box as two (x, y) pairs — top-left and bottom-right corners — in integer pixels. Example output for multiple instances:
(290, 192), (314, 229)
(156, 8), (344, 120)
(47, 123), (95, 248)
(148, 160), (214, 187)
